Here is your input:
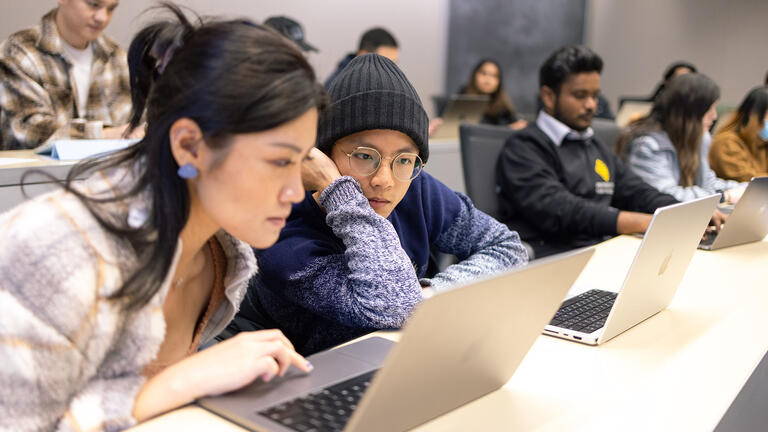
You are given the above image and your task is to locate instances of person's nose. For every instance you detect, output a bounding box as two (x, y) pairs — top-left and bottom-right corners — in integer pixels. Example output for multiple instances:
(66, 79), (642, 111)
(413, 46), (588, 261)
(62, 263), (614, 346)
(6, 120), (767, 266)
(585, 95), (598, 112)
(93, 8), (108, 25)
(281, 171), (306, 204)
(369, 158), (395, 190)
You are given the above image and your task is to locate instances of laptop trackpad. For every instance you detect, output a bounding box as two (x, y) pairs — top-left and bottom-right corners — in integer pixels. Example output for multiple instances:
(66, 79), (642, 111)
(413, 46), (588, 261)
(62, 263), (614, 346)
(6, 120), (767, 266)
(206, 337), (394, 411)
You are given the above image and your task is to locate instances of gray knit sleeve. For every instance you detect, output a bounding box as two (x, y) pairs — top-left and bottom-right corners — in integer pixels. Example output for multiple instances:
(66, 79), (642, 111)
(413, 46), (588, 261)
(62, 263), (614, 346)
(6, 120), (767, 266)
(425, 193), (528, 291)
(299, 176), (423, 328)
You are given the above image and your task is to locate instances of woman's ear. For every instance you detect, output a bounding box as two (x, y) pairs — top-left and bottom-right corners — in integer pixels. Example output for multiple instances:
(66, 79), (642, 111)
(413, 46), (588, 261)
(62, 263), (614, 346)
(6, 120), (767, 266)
(169, 118), (204, 169)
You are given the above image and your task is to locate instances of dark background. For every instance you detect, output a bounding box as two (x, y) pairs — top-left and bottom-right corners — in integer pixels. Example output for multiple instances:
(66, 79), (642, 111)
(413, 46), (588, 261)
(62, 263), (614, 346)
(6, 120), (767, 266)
(445, 0), (586, 115)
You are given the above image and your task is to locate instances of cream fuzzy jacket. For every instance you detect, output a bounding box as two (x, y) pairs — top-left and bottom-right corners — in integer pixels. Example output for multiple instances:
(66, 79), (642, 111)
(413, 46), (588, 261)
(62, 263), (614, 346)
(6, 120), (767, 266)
(0, 168), (257, 431)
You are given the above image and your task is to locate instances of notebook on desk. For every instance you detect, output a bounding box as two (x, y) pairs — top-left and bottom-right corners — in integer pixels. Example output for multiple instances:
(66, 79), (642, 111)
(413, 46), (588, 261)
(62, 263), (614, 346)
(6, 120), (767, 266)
(699, 177), (768, 251)
(431, 94), (489, 140)
(544, 194), (719, 346)
(198, 248), (594, 432)
(34, 139), (137, 160)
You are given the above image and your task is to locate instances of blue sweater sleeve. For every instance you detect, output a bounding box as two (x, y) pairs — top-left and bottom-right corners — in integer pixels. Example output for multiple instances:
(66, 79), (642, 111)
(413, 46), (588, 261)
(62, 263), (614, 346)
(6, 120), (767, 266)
(423, 185), (529, 291)
(278, 176), (423, 329)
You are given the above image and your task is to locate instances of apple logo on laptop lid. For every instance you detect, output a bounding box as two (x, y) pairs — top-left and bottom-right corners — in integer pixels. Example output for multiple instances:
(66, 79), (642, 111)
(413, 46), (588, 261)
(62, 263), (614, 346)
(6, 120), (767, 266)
(658, 252), (673, 276)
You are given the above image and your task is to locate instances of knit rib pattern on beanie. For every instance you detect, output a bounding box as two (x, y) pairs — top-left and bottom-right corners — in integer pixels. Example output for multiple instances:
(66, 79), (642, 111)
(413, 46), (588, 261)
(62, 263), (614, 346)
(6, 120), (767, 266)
(317, 53), (430, 162)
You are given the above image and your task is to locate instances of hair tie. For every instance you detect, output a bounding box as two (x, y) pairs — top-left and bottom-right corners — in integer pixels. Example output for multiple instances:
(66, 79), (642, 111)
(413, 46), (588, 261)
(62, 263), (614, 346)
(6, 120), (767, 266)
(150, 30), (186, 75)
(156, 39), (183, 74)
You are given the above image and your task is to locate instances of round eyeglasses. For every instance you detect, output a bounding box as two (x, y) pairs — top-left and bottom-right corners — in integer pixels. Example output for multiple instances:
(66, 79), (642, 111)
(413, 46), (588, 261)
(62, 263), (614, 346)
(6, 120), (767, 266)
(342, 146), (424, 182)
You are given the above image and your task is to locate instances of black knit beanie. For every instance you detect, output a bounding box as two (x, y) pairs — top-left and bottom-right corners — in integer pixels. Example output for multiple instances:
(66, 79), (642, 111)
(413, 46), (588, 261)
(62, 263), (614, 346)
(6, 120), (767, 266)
(317, 54), (430, 163)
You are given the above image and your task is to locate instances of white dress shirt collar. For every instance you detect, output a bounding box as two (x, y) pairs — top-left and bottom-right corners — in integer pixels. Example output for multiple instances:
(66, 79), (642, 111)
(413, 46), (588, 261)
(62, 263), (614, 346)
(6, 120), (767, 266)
(536, 110), (594, 147)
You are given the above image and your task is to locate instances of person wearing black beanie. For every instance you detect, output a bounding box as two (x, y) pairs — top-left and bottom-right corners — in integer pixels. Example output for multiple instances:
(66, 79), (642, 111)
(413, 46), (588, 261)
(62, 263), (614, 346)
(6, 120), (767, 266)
(234, 54), (528, 355)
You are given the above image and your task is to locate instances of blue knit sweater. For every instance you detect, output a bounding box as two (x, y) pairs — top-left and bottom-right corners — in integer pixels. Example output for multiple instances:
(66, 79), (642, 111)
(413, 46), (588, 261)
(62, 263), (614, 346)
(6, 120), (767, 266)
(239, 173), (528, 354)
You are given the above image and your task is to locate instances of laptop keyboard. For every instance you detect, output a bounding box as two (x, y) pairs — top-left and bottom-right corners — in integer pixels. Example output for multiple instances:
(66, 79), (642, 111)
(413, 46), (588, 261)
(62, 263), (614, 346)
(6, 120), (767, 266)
(258, 369), (376, 432)
(549, 289), (618, 333)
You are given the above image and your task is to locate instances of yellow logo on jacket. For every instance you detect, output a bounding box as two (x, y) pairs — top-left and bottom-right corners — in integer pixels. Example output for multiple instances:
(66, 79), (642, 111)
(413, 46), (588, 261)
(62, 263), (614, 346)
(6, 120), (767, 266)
(594, 159), (610, 182)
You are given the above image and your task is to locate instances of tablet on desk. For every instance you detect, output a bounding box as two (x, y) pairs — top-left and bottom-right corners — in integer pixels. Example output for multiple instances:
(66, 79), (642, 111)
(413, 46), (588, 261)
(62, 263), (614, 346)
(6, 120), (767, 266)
(34, 139), (138, 161)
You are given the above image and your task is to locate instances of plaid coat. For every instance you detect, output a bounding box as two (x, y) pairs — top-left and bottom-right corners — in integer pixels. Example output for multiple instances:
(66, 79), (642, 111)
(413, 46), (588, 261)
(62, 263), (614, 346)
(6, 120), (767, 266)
(0, 9), (131, 150)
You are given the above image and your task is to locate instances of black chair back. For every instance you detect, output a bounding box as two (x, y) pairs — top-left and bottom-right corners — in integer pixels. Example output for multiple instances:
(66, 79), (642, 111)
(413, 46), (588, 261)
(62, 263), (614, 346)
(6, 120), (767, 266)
(459, 123), (517, 219)
(591, 118), (622, 154)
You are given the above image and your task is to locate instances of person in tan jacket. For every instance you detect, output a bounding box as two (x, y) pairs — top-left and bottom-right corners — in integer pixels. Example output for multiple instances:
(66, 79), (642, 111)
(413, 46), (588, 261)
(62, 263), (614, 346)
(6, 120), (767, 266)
(710, 86), (768, 182)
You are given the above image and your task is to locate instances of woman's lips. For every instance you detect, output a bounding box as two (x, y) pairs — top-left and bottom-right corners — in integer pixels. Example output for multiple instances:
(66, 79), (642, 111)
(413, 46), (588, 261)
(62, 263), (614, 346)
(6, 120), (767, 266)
(267, 217), (287, 228)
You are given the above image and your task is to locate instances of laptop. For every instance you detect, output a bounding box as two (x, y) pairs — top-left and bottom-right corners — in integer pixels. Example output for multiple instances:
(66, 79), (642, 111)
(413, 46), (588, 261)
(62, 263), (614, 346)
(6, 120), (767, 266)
(431, 94), (489, 140)
(198, 248), (595, 432)
(699, 177), (768, 251)
(615, 100), (653, 128)
(544, 194), (719, 345)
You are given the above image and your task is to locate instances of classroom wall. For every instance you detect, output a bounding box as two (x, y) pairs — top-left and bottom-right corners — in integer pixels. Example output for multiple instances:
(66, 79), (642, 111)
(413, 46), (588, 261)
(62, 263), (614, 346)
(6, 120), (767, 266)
(0, 0), (449, 116)
(2, 1), (766, 119)
(587, 0), (768, 110)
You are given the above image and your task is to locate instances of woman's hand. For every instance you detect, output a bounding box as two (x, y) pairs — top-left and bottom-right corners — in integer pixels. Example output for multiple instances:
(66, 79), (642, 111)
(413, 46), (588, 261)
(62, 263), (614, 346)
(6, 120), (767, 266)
(710, 208), (728, 230)
(133, 330), (311, 422)
(302, 147), (342, 194)
(724, 186), (746, 204)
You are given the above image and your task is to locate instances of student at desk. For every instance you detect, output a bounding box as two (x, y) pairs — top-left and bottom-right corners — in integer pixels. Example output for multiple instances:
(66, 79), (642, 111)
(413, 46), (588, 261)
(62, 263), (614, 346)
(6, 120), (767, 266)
(459, 59), (527, 129)
(496, 45), (683, 259)
(648, 61), (697, 102)
(618, 73), (746, 204)
(237, 54), (528, 355)
(324, 27), (399, 88)
(0, 5), (325, 430)
(0, 0), (137, 150)
(429, 59), (527, 136)
(709, 86), (768, 182)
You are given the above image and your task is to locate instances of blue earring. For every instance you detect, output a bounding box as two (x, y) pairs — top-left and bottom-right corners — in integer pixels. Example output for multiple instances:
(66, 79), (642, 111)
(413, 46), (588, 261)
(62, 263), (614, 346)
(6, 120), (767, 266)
(177, 163), (198, 179)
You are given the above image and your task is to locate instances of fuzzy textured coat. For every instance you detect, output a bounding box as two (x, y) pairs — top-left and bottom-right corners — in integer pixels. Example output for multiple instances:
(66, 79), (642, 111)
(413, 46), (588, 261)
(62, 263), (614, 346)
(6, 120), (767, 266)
(0, 167), (256, 431)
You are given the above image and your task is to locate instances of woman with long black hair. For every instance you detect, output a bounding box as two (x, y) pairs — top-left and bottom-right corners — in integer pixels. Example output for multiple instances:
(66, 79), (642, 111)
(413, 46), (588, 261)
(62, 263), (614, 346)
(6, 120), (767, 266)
(0, 4), (326, 430)
(459, 58), (527, 129)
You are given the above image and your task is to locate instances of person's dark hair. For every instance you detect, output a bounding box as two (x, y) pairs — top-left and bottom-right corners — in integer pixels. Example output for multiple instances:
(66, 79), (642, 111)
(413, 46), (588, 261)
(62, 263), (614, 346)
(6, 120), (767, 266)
(663, 61), (697, 82)
(650, 61), (698, 101)
(539, 45), (603, 94)
(617, 73), (720, 187)
(764, 70), (768, 87)
(461, 58), (517, 119)
(718, 86), (768, 144)
(58, 2), (326, 311)
(358, 27), (398, 52)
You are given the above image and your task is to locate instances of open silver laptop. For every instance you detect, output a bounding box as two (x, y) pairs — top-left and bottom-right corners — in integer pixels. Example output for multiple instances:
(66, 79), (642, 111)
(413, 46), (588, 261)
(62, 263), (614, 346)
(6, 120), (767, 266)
(431, 94), (489, 140)
(198, 248), (594, 432)
(699, 176), (768, 251)
(544, 194), (719, 345)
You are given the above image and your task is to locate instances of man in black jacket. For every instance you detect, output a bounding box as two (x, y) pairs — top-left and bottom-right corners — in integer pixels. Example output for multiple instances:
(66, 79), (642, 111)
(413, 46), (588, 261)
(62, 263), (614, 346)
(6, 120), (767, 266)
(496, 46), (679, 258)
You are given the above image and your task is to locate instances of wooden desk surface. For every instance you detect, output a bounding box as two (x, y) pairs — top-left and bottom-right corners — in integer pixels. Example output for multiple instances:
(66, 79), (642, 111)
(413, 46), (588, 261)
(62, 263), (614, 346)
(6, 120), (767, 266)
(131, 236), (768, 431)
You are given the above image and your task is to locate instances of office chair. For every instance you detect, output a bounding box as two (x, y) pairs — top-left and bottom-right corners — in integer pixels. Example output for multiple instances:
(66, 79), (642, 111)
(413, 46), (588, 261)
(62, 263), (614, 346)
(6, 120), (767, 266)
(458, 123), (516, 219)
(459, 123), (535, 259)
(591, 118), (622, 154)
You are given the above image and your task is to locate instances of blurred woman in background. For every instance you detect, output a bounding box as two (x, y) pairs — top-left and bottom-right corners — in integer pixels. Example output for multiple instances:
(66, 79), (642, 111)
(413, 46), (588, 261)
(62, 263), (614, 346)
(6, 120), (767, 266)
(709, 86), (768, 181)
(618, 73), (745, 204)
